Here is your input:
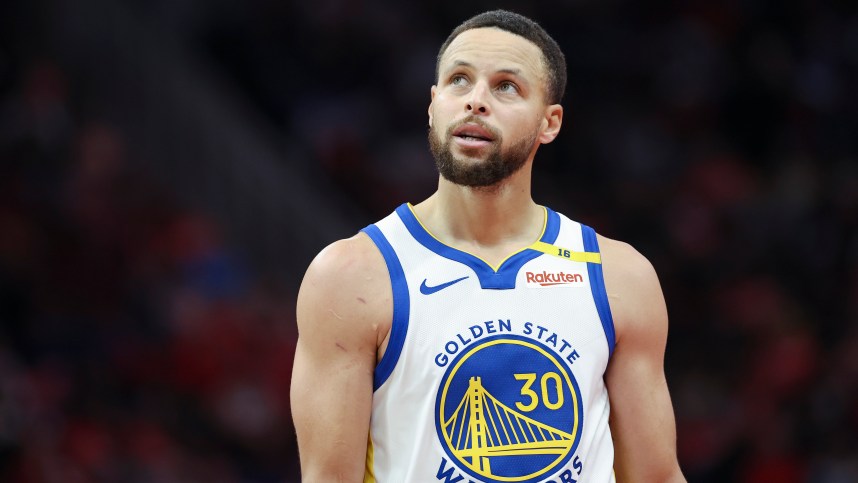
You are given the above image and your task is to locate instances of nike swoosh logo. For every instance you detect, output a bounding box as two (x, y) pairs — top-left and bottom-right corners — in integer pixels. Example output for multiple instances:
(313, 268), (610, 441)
(420, 276), (469, 295)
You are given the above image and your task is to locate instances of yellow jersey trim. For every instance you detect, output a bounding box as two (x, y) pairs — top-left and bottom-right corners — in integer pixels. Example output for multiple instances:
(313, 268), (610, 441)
(364, 432), (376, 483)
(527, 241), (602, 264)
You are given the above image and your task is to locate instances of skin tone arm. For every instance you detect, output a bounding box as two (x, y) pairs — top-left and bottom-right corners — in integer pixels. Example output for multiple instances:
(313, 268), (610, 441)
(600, 236), (686, 483)
(290, 233), (392, 482)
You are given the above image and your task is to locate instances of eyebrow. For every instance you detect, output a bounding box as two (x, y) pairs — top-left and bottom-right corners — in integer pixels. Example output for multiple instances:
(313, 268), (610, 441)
(445, 60), (525, 78)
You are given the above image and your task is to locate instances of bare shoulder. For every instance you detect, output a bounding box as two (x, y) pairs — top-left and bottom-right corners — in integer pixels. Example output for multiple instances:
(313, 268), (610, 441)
(597, 235), (661, 291)
(297, 232), (393, 351)
(301, 232), (390, 293)
(596, 234), (667, 344)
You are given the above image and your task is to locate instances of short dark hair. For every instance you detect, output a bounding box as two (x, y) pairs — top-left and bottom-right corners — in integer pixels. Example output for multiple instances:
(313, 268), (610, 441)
(435, 10), (567, 105)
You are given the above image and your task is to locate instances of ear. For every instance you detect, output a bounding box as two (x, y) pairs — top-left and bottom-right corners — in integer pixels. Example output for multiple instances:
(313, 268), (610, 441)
(538, 104), (563, 144)
(428, 85), (437, 128)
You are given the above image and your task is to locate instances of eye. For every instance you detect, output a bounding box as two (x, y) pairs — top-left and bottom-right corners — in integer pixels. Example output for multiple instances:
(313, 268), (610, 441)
(450, 74), (469, 87)
(497, 80), (519, 94)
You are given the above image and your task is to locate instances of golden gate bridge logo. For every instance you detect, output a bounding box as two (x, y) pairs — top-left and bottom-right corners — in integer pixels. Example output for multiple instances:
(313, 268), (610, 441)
(435, 336), (582, 482)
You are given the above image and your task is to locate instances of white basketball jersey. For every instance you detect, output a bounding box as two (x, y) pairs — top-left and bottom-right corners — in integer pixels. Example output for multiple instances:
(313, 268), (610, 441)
(362, 204), (616, 483)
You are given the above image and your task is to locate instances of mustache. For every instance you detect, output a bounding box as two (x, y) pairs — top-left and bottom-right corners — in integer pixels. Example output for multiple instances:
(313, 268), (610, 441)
(445, 116), (501, 139)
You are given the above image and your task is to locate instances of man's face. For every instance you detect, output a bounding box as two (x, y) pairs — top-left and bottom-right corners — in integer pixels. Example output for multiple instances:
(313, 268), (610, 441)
(428, 27), (554, 188)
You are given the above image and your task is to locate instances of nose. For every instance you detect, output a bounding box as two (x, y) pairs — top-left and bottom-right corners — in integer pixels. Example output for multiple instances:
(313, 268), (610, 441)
(465, 82), (490, 115)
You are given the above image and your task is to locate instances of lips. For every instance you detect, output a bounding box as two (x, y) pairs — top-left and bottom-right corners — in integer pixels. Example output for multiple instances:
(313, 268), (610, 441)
(452, 123), (495, 142)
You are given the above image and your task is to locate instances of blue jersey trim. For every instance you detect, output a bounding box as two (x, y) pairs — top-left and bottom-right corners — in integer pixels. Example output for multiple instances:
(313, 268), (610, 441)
(582, 225), (616, 357)
(394, 204), (560, 290)
(361, 224), (410, 391)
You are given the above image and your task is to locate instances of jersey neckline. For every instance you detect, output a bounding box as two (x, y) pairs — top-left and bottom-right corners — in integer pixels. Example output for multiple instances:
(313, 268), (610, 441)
(395, 203), (560, 290)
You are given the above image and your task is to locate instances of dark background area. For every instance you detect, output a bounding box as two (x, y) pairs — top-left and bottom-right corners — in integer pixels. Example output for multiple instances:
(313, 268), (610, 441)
(1, 0), (856, 481)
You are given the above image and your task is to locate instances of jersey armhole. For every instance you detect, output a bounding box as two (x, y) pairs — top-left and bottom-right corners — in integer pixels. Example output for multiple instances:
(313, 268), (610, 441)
(582, 225), (616, 357)
(361, 225), (410, 390)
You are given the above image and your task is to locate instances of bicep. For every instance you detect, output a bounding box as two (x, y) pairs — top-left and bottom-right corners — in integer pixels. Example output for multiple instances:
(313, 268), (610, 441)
(290, 237), (389, 482)
(606, 333), (679, 482)
(601, 239), (684, 482)
(291, 335), (374, 481)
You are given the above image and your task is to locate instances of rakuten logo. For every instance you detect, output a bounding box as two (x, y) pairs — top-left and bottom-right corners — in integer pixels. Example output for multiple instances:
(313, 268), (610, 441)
(525, 271), (585, 287)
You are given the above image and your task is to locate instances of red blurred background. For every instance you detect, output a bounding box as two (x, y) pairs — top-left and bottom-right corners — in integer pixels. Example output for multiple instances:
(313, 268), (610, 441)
(0, 0), (856, 481)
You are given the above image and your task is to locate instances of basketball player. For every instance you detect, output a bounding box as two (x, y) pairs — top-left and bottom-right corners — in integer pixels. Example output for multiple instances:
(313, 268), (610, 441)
(291, 10), (685, 483)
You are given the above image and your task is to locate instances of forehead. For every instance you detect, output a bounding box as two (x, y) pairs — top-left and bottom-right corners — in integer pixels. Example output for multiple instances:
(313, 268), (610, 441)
(439, 27), (546, 82)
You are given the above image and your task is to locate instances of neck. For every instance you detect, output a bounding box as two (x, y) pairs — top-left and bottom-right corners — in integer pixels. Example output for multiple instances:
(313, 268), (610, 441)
(412, 164), (543, 250)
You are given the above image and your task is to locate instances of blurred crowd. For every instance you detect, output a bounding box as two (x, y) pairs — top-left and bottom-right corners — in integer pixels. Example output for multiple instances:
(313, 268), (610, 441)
(2, 0), (858, 482)
(0, 61), (299, 481)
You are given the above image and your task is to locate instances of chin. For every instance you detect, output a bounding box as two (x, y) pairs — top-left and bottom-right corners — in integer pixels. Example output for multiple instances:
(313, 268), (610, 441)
(453, 145), (494, 161)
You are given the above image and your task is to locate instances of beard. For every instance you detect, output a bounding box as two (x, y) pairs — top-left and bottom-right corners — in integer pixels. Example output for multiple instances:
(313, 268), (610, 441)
(428, 117), (537, 188)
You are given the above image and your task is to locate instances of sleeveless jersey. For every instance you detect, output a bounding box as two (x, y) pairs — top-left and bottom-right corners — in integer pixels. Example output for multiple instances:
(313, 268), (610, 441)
(361, 204), (616, 483)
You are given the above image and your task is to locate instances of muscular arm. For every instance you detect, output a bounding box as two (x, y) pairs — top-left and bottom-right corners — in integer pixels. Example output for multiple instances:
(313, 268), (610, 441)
(291, 234), (391, 482)
(600, 236), (685, 483)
